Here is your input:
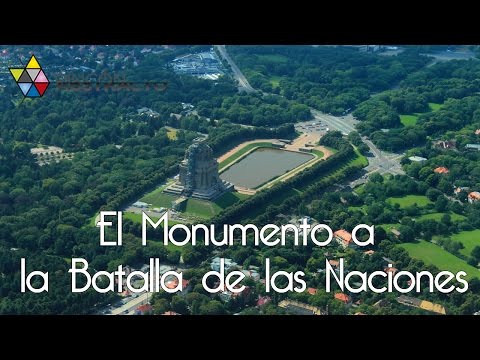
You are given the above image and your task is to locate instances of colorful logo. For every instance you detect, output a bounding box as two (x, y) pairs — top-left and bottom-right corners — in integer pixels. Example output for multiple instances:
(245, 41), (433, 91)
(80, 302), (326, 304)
(9, 55), (49, 98)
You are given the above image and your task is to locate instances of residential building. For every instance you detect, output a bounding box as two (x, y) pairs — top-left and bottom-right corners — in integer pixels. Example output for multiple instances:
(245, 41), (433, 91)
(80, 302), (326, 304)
(466, 144), (480, 151)
(211, 257), (238, 272)
(307, 287), (318, 295)
(434, 167), (449, 174)
(334, 229), (355, 248)
(278, 300), (324, 315)
(408, 156), (427, 162)
(397, 295), (446, 315)
(468, 191), (480, 204)
(256, 296), (271, 307)
(135, 304), (153, 315)
(165, 278), (191, 293)
(132, 201), (149, 208)
(162, 311), (180, 315)
(334, 292), (352, 305)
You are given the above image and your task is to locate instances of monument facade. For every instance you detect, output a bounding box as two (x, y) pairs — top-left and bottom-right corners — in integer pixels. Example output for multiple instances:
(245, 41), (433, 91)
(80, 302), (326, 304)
(164, 142), (233, 200)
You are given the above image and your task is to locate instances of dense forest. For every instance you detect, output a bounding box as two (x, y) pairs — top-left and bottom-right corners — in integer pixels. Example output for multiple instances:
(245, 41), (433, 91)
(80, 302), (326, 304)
(1, 45), (480, 315)
(227, 45), (430, 115)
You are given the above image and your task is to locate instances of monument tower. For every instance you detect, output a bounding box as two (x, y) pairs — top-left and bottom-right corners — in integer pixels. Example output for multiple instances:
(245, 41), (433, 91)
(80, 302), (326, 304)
(164, 141), (233, 200)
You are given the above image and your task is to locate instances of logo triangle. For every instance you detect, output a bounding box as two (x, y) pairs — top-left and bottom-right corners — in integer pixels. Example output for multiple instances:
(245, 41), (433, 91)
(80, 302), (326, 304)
(27, 69), (41, 81)
(35, 70), (48, 82)
(9, 68), (24, 81)
(18, 82), (32, 96)
(18, 71), (32, 83)
(26, 55), (41, 69)
(27, 85), (40, 97)
(34, 82), (49, 96)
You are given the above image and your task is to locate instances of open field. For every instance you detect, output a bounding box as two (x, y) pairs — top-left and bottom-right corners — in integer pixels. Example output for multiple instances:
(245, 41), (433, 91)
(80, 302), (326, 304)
(400, 114), (418, 127)
(428, 102), (443, 112)
(386, 195), (432, 208)
(450, 229), (480, 257)
(400, 240), (480, 280)
(416, 212), (466, 222)
(399, 102), (443, 127)
(184, 192), (249, 219)
(165, 127), (178, 140)
(140, 187), (177, 208)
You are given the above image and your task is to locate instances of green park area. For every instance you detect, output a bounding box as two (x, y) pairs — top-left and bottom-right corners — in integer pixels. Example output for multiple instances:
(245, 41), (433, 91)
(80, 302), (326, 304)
(137, 185), (249, 220)
(400, 240), (480, 280)
(416, 212), (466, 222)
(269, 75), (284, 88)
(165, 127), (178, 140)
(218, 142), (274, 169)
(399, 102), (444, 127)
(184, 192), (249, 219)
(446, 229), (480, 257)
(386, 195), (432, 208)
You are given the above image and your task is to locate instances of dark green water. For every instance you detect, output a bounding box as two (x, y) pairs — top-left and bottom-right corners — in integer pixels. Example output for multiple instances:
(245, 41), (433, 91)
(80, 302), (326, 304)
(220, 148), (314, 189)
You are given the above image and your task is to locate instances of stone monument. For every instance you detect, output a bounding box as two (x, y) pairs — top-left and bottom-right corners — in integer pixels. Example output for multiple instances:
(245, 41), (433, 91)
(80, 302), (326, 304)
(164, 141), (233, 200)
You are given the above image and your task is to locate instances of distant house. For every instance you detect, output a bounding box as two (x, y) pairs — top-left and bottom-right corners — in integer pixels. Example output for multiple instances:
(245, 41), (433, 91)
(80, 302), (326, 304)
(307, 287), (318, 295)
(384, 266), (398, 275)
(328, 259), (340, 268)
(454, 186), (469, 195)
(256, 296), (271, 307)
(334, 292), (352, 305)
(468, 191), (480, 204)
(133, 201), (149, 208)
(364, 250), (375, 256)
(241, 269), (260, 281)
(136, 304), (153, 315)
(434, 167), (449, 174)
(278, 300), (324, 315)
(165, 278), (191, 293)
(434, 140), (456, 150)
(354, 312), (366, 315)
(162, 311), (180, 315)
(397, 295), (446, 315)
(211, 257), (237, 272)
(334, 229), (355, 248)
(391, 228), (401, 238)
(219, 285), (251, 302)
(408, 156), (427, 162)
(475, 129), (480, 135)
(465, 144), (480, 151)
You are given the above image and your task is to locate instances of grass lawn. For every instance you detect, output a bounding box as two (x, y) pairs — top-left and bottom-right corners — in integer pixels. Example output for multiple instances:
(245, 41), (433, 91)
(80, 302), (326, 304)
(416, 212), (466, 222)
(400, 114), (418, 127)
(312, 149), (324, 158)
(399, 103), (443, 127)
(450, 229), (480, 257)
(428, 102), (443, 112)
(354, 184), (366, 195)
(387, 195), (432, 208)
(165, 127), (178, 140)
(378, 223), (400, 232)
(349, 205), (367, 214)
(185, 191), (248, 219)
(269, 75), (283, 88)
(399, 240), (480, 280)
(351, 147), (369, 167)
(218, 142), (274, 169)
(140, 187), (177, 208)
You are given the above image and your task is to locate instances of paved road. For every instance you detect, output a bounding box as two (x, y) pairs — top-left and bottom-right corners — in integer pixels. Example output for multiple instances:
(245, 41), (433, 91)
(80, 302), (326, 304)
(215, 45), (256, 93)
(110, 292), (151, 315)
(218, 46), (406, 183)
